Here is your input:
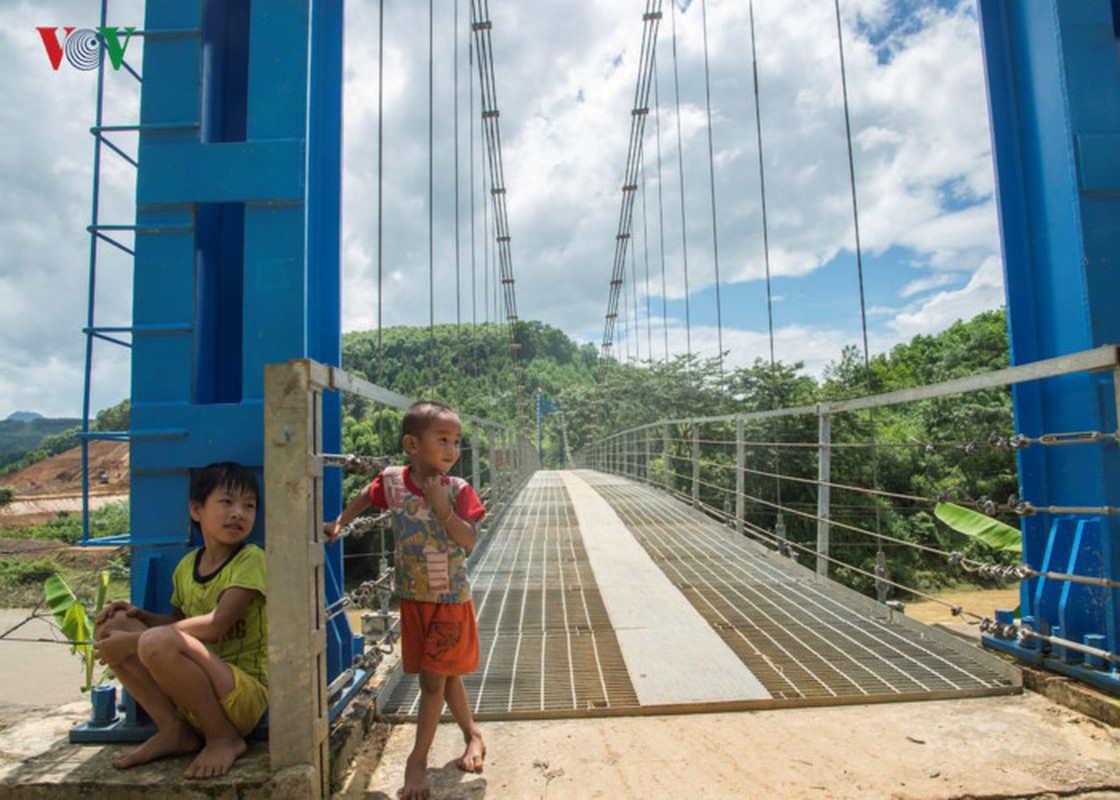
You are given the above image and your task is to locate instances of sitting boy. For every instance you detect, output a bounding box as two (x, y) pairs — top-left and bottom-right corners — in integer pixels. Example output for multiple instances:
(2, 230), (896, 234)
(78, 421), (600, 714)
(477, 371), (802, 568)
(94, 461), (267, 779)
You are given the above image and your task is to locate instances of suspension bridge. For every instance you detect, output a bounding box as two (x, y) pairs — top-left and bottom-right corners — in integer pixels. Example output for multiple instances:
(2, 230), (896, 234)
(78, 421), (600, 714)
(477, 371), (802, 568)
(6, 0), (1117, 798)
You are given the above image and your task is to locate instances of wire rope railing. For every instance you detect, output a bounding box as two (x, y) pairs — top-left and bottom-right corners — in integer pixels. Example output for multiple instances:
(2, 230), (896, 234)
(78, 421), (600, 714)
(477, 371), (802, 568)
(576, 345), (1120, 664)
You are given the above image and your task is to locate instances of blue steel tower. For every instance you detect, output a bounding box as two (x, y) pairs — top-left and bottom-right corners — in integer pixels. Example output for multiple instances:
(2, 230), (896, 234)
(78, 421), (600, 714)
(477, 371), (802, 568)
(125, 0), (350, 717)
(978, 1), (1120, 691)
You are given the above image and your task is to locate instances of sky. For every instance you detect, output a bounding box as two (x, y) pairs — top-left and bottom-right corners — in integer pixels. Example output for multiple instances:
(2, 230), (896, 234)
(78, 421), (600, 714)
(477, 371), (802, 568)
(0, 0), (1005, 420)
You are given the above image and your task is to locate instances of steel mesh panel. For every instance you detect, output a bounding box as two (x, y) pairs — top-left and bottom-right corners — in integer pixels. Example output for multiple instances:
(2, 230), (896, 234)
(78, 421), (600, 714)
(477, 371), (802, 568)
(377, 471), (1017, 720)
(379, 472), (640, 719)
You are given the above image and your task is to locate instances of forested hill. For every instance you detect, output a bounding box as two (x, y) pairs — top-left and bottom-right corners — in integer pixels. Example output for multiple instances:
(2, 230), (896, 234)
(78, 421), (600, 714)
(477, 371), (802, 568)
(0, 402), (130, 477)
(0, 416), (81, 468)
(341, 321), (600, 424)
(340, 311), (1009, 461)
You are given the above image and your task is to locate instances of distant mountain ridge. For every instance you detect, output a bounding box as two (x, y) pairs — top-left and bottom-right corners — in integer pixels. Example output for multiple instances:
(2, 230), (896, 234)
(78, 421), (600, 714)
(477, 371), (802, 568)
(0, 414), (82, 468)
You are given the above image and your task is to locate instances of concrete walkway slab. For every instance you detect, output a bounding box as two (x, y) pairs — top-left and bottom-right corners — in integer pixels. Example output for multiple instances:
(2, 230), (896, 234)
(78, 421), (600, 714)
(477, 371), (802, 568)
(558, 470), (769, 705)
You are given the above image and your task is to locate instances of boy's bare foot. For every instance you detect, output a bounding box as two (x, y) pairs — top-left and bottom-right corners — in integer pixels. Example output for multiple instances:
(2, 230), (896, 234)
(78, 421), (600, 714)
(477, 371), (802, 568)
(458, 729), (486, 773)
(399, 752), (431, 799)
(112, 723), (202, 770)
(184, 735), (248, 779)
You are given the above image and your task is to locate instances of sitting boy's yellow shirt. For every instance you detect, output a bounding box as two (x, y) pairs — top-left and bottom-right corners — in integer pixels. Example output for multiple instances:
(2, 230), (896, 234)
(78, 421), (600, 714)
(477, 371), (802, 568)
(171, 542), (268, 686)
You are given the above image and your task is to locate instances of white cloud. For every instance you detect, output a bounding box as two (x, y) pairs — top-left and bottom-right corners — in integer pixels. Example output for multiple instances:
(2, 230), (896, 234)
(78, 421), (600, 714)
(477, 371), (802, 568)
(888, 255), (1005, 340)
(0, 0), (1006, 419)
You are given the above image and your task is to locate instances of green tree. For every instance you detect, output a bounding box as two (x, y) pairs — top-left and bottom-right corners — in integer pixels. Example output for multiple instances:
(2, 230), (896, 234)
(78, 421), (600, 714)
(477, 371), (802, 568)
(93, 399), (130, 433)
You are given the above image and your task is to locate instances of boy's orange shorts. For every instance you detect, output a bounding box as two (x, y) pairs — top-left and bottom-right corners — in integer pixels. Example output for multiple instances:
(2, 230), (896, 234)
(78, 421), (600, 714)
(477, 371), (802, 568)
(399, 598), (479, 676)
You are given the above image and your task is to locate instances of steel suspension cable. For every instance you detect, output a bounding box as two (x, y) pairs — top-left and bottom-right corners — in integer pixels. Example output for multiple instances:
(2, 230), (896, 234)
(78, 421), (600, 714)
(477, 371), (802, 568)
(640, 156), (653, 360)
(482, 140), (490, 324)
(748, 0), (785, 536)
(653, 56), (669, 363)
(630, 225), (641, 362)
(470, 0), (525, 417)
(467, 23), (481, 378)
(376, 0), (385, 362)
(427, 0), (436, 390)
(592, 1), (664, 427)
(469, 32), (477, 328)
(377, 0), (387, 443)
(598, 2), (663, 362)
(833, 0), (883, 558)
(749, 1), (775, 382)
(669, 0), (693, 368)
(454, 0), (462, 328)
(699, 0), (725, 377)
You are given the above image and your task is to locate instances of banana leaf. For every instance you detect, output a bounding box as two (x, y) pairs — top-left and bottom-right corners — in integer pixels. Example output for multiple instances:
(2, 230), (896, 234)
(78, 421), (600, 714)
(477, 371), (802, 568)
(44, 573), (79, 631)
(94, 570), (109, 619)
(44, 572), (106, 692)
(934, 502), (1022, 554)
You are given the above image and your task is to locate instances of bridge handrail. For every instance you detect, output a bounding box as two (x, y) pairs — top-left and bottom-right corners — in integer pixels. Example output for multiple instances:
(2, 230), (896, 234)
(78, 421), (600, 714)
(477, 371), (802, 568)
(323, 362), (526, 434)
(595, 345), (1120, 439)
(575, 343), (1120, 609)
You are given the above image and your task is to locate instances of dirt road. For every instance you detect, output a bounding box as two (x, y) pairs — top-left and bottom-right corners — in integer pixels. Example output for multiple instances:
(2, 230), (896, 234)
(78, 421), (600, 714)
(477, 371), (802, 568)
(340, 690), (1120, 799)
(337, 591), (1120, 799)
(0, 609), (88, 714)
(2, 605), (1119, 799)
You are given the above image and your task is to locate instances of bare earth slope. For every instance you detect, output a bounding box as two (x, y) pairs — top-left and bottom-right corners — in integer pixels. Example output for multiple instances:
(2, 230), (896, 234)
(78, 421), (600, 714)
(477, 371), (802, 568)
(0, 441), (129, 528)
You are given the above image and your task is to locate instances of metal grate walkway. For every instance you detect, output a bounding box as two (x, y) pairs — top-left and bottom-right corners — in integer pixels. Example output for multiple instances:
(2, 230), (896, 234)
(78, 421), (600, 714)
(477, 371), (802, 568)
(378, 470), (1020, 720)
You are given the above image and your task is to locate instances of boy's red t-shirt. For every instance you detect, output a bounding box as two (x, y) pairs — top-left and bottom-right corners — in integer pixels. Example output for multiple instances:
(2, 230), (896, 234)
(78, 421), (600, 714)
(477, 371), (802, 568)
(367, 465), (486, 604)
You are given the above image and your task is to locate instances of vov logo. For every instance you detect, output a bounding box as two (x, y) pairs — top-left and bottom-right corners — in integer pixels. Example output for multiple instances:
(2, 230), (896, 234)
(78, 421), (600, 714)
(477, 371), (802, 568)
(37, 27), (136, 71)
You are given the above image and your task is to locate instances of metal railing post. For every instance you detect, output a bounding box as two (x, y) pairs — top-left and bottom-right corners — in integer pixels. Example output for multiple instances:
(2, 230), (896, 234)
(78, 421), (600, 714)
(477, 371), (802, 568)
(735, 416), (745, 536)
(471, 420), (480, 492)
(645, 427), (652, 484)
(692, 423), (701, 508)
(484, 425), (494, 497)
(504, 428), (511, 494)
(264, 360), (329, 799)
(663, 424), (671, 493)
(817, 410), (832, 579)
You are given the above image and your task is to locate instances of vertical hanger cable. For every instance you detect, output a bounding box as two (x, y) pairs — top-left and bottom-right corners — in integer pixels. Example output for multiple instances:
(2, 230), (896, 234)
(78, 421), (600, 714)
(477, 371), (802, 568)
(669, 0), (694, 368)
(748, 0), (784, 539)
(700, 0), (725, 377)
(427, 0), (436, 392)
(833, 0), (883, 561)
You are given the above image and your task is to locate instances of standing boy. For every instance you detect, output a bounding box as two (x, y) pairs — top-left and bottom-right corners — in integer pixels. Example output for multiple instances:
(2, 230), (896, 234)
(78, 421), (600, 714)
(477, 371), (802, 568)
(327, 400), (486, 800)
(94, 461), (268, 780)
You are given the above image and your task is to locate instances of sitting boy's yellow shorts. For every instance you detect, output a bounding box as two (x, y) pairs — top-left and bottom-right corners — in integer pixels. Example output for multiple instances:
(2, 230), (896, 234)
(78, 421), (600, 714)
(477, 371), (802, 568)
(178, 664), (268, 737)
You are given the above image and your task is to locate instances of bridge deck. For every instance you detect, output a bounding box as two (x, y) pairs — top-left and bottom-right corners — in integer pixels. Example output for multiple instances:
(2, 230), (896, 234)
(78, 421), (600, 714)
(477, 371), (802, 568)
(378, 470), (1020, 720)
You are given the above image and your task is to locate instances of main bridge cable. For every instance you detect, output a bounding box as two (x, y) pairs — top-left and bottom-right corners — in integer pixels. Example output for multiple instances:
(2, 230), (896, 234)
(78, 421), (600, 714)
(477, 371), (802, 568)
(470, 0), (525, 421)
(593, 1), (664, 428)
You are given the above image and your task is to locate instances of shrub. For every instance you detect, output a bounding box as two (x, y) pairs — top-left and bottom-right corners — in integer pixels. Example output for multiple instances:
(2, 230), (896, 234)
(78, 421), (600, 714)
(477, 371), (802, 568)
(0, 556), (59, 585)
